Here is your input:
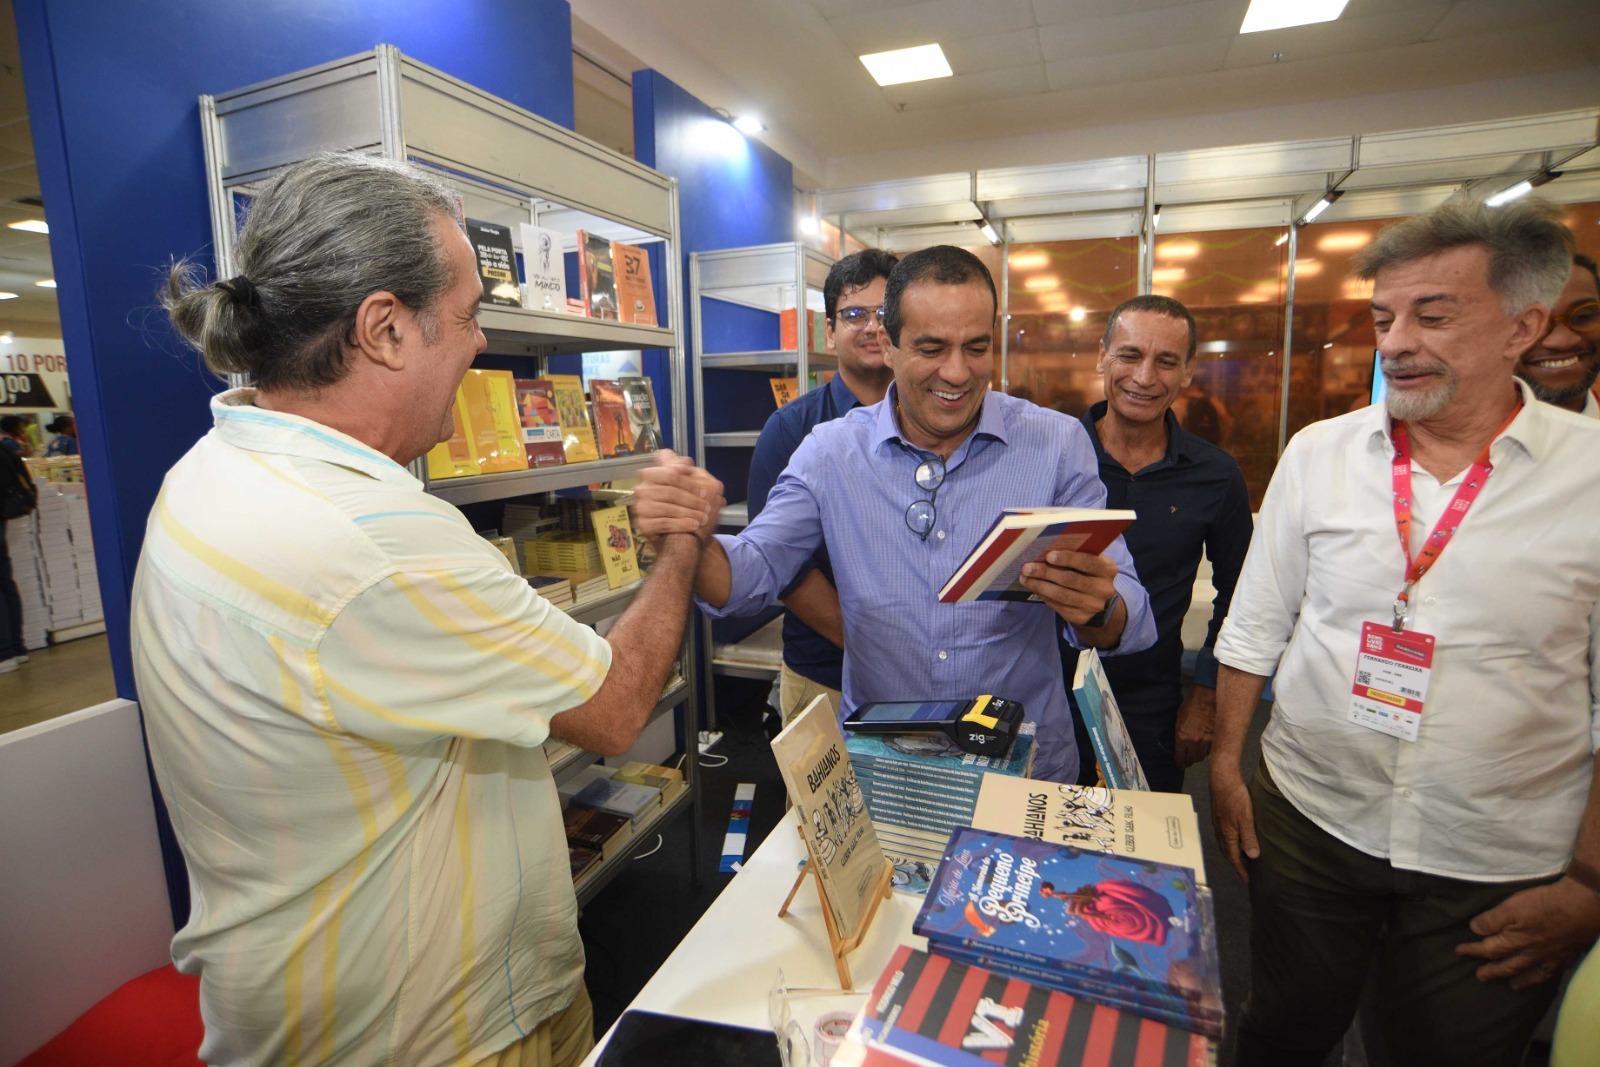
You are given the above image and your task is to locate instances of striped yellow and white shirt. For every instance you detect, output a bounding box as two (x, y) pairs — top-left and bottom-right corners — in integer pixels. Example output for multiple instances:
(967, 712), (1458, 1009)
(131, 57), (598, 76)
(131, 390), (611, 1066)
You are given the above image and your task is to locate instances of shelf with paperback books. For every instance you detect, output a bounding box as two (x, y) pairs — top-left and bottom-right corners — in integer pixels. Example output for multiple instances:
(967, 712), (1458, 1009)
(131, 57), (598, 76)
(200, 45), (699, 899)
(574, 783), (694, 907)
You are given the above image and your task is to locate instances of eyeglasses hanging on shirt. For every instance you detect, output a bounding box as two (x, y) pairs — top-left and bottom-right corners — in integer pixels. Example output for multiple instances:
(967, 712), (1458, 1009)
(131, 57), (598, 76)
(905, 454), (945, 541)
(835, 305), (886, 331)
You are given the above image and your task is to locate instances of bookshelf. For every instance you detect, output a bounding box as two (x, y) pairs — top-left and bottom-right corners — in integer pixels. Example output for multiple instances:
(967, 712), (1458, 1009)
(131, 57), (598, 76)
(199, 45), (700, 903)
(688, 243), (834, 727)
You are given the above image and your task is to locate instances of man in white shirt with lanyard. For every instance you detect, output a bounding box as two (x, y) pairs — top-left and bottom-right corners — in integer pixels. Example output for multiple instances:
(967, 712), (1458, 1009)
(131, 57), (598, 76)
(1210, 197), (1600, 1067)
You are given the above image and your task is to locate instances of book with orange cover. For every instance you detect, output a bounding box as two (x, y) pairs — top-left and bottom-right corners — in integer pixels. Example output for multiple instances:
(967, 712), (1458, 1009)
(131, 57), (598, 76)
(611, 241), (657, 326)
(590, 378), (633, 458)
(577, 230), (620, 321)
(780, 307), (828, 354)
(770, 377), (800, 407)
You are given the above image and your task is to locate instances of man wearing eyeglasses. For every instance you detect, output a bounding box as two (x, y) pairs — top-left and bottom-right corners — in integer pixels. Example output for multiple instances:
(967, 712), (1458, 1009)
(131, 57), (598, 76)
(747, 249), (898, 726)
(638, 245), (1156, 783)
(1516, 253), (1600, 418)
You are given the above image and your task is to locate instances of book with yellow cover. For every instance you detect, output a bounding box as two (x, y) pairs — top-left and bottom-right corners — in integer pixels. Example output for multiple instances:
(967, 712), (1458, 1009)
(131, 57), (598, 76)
(589, 503), (640, 590)
(770, 377), (799, 408)
(457, 369), (528, 474)
(611, 241), (658, 326)
(425, 393), (477, 480)
(547, 373), (600, 463)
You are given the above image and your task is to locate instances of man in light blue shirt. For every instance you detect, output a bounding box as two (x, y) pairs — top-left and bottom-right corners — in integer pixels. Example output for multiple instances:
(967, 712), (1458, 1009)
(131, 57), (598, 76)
(638, 246), (1155, 781)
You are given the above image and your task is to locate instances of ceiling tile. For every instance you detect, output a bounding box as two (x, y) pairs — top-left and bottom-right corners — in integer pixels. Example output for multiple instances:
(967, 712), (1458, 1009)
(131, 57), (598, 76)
(808, 0), (924, 18)
(1031, 0), (1237, 26)
(1425, 0), (1600, 39)
(834, 0), (1037, 55)
(1046, 39), (1230, 90)
(882, 63), (1049, 109)
(942, 29), (1044, 73)
(1038, 1), (1239, 62)
(1225, 6), (1454, 67)
(1341, 0), (1456, 15)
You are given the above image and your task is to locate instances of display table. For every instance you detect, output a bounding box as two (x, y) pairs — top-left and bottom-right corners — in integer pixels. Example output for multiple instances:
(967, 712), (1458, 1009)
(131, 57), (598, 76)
(581, 810), (926, 1064)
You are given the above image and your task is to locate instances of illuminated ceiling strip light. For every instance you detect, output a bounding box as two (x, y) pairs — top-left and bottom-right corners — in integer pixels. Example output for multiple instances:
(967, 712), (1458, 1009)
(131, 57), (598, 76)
(36, 279), (56, 288)
(1485, 170), (1558, 208)
(859, 43), (953, 87)
(7, 219), (47, 234)
(732, 114), (766, 135)
(1298, 190), (1343, 226)
(1240, 0), (1349, 34)
(978, 220), (1000, 245)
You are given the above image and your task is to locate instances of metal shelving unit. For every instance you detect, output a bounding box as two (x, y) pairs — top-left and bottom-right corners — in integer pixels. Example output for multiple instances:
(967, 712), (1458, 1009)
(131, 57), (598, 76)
(199, 44), (700, 902)
(688, 244), (834, 725)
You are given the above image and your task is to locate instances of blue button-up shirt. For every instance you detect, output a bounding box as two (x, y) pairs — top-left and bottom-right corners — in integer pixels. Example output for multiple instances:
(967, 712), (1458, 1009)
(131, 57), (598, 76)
(700, 386), (1156, 782)
(747, 373), (862, 690)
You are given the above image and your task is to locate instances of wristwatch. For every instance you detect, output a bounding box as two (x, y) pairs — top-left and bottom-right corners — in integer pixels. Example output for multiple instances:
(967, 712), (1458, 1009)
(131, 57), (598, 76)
(1083, 589), (1121, 629)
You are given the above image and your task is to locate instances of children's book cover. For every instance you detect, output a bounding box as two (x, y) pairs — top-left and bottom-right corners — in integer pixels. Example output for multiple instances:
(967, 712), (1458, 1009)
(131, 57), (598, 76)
(913, 828), (1218, 1026)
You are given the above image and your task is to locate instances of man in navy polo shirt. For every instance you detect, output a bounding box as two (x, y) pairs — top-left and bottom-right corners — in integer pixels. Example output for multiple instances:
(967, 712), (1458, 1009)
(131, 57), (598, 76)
(747, 248), (898, 724)
(1063, 295), (1252, 792)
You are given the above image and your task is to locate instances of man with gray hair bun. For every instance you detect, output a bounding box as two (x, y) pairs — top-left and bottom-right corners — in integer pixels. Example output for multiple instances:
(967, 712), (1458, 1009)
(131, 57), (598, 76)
(134, 153), (722, 1067)
(1209, 197), (1600, 1066)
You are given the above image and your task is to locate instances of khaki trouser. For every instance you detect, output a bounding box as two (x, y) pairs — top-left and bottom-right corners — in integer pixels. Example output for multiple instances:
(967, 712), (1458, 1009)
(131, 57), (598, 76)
(475, 986), (595, 1067)
(1238, 761), (1560, 1067)
(779, 663), (842, 728)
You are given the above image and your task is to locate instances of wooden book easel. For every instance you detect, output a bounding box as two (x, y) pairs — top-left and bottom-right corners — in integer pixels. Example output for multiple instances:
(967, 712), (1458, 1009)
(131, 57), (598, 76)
(777, 827), (895, 988)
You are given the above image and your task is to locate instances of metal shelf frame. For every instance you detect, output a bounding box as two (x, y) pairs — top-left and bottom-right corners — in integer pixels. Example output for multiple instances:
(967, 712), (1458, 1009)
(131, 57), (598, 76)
(688, 243), (836, 732)
(197, 44), (701, 900)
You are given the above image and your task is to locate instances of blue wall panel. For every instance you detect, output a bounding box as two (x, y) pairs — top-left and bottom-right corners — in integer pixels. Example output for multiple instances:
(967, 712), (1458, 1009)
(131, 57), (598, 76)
(15, 0), (576, 699)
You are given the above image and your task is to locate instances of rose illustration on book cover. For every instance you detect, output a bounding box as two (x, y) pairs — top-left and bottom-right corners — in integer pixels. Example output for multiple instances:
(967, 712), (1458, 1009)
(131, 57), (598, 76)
(1039, 879), (1174, 945)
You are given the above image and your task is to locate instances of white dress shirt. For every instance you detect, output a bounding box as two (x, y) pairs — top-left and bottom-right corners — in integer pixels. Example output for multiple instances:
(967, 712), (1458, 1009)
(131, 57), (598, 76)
(1216, 382), (1600, 882)
(1582, 389), (1598, 420)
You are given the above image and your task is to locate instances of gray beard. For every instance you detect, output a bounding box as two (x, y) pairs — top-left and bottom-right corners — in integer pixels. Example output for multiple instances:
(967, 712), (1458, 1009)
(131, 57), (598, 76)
(1384, 375), (1457, 422)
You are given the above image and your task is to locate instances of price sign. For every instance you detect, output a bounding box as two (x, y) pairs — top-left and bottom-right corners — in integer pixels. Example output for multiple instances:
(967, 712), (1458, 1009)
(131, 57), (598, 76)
(0, 373), (60, 409)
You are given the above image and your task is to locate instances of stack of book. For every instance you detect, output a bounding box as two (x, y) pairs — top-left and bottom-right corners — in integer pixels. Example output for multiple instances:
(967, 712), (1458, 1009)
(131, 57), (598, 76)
(913, 827), (1223, 1040)
(566, 571), (610, 604)
(524, 531), (602, 575)
(560, 764), (662, 828)
(841, 943), (1213, 1067)
(526, 575), (574, 611)
(34, 489), (83, 629)
(503, 504), (557, 562)
(563, 803), (631, 881)
(844, 723), (1035, 873)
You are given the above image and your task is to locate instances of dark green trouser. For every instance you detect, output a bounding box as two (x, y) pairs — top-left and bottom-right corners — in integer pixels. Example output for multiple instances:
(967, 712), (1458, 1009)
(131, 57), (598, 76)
(1238, 760), (1561, 1067)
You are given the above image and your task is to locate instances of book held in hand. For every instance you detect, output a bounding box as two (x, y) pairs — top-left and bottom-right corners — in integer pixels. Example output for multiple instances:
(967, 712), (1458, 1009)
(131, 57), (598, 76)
(1072, 650), (1150, 792)
(611, 241), (657, 325)
(577, 230), (620, 320)
(518, 222), (569, 313)
(938, 508), (1134, 604)
(466, 218), (521, 306)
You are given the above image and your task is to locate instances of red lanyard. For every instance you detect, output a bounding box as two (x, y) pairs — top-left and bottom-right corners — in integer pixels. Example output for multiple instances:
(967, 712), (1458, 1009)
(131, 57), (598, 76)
(1388, 404), (1520, 630)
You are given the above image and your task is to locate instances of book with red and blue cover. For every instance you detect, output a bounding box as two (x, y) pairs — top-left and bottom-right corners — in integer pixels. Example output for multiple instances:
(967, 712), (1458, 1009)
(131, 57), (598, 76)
(849, 943), (1212, 1067)
(938, 508), (1134, 603)
(913, 827), (1221, 1038)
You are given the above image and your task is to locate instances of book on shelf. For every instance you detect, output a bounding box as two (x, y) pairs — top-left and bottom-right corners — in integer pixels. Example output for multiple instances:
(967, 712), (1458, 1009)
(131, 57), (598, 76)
(424, 393), (477, 480)
(527, 575), (574, 610)
(589, 379), (634, 458)
(844, 943), (1213, 1067)
(482, 533), (518, 572)
(562, 803), (632, 860)
(770, 377), (800, 407)
(589, 503), (641, 590)
(568, 844), (603, 881)
(465, 218), (521, 306)
(547, 373), (601, 464)
(513, 378), (567, 469)
(571, 773), (662, 827)
(618, 376), (663, 453)
(610, 241), (657, 325)
(524, 532), (603, 575)
(456, 370), (528, 474)
(780, 307), (828, 354)
(547, 569), (609, 603)
(971, 776), (1206, 885)
(914, 827), (1221, 1038)
(577, 229), (620, 321)
(518, 222), (569, 313)
(612, 760), (685, 803)
(770, 695), (889, 940)
(937, 508), (1135, 604)
(1071, 650), (1150, 792)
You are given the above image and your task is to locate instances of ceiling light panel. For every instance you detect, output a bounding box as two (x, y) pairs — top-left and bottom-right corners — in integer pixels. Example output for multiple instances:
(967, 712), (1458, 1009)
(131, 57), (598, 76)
(1239, 0), (1350, 34)
(7, 219), (48, 234)
(859, 43), (954, 86)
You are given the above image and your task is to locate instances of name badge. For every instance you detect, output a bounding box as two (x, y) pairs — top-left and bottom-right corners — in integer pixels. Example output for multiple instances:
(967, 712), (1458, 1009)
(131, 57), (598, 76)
(1347, 621), (1435, 742)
